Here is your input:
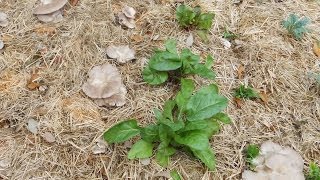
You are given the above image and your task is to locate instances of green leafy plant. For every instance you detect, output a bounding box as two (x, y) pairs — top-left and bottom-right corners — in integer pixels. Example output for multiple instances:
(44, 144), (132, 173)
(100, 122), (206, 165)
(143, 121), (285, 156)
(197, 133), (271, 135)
(176, 5), (214, 41)
(104, 79), (230, 170)
(142, 40), (215, 85)
(245, 144), (260, 169)
(282, 13), (310, 40)
(223, 28), (238, 40)
(233, 85), (260, 99)
(307, 162), (320, 180)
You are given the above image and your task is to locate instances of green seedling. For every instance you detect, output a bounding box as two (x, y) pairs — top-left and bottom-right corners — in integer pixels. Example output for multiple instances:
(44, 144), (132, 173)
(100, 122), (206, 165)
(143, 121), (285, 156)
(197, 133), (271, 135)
(245, 144), (260, 169)
(282, 13), (309, 40)
(176, 5), (214, 41)
(307, 162), (320, 180)
(223, 28), (238, 40)
(142, 39), (215, 85)
(233, 85), (260, 99)
(104, 79), (231, 170)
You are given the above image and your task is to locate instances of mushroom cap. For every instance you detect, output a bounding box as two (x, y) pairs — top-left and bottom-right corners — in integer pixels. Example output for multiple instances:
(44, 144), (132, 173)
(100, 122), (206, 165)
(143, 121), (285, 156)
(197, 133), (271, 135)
(36, 10), (63, 22)
(118, 12), (136, 29)
(0, 12), (9, 27)
(94, 86), (127, 107)
(106, 45), (135, 63)
(122, 5), (136, 19)
(82, 64), (122, 99)
(34, 0), (68, 15)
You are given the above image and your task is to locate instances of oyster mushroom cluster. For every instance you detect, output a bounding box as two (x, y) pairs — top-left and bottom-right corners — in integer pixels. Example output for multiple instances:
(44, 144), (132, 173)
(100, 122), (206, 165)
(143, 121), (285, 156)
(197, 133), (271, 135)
(118, 5), (136, 29)
(82, 63), (127, 107)
(106, 45), (135, 64)
(242, 141), (305, 180)
(33, 0), (68, 23)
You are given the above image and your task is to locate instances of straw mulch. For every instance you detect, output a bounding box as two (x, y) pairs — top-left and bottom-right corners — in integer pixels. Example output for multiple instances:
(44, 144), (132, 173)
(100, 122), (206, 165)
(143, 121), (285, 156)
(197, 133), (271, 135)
(0, 0), (319, 179)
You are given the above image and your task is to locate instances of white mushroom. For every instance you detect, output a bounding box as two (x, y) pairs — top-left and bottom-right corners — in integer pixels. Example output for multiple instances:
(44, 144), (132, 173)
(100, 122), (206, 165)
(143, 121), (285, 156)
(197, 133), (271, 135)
(242, 141), (305, 180)
(118, 12), (136, 29)
(106, 45), (135, 63)
(122, 5), (136, 19)
(33, 0), (67, 23)
(0, 12), (8, 27)
(82, 63), (127, 107)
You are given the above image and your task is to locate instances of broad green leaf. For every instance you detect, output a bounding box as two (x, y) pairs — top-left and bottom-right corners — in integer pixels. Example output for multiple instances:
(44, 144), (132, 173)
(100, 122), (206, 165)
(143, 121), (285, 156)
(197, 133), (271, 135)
(170, 170), (182, 180)
(186, 85), (228, 121)
(212, 112), (231, 124)
(180, 78), (195, 98)
(149, 51), (182, 71)
(195, 13), (214, 30)
(163, 100), (176, 120)
(191, 147), (215, 170)
(128, 139), (153, 159)
(192, 64), (215, 79)
(159, 118), (184, 132)
(179, 119), (220, 138)
(159, 124), (174, 147)
(142, 66), (168, 85)
(196, 30), (209, 43)
(165, 39), (177, 54)
(155, 145), (176, 167)
(154, 108), (163, 121)
(181, 49), (200, 74)
(174, 131), (209, 150)
(141, 124), (159, 142)
(205, 55), (214, 68)
(176, 5), (196, 28)
(103, 120), (140, 143)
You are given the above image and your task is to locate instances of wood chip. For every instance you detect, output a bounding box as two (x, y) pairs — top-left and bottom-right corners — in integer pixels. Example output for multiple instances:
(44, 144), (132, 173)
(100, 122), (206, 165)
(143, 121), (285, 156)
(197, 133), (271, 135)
(237, 64), (245, 79)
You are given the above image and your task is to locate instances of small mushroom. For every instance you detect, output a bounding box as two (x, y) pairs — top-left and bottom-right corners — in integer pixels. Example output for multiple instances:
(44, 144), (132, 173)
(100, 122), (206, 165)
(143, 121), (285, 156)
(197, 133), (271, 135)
(0, 12), (9, 27)
(82, 63), (127, 107)
(118, 12), (136, 29)
(117, 5), (136, 29)
(242, 141), (304, 180)
(33, 0), (67, 23)
(122, 5), (136, 19)
(106, 45), (135, 63)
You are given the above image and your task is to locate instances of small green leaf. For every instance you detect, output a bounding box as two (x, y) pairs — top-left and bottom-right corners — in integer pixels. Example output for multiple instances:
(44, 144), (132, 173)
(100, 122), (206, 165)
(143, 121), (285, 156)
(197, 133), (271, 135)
(158, 124), (174, 147)
(149, 51), (182, 71)
(128, 139), (153, 159)
(186, 84), (228, 121)
(233, 85), (260, 99)
(245, 144), (260, 168)
(165, 39), (178, 54)
(212, 112), (231, 124)
(176, 5), (196, 28)
(163, 100), (176, 120)
(191, 147), (215, 170)
(192, 64), (215, 79)
(307, 162), (320, 180)
(141, 124), (159, 142)
(103, 120), (140, 143)
(205, 55), (214, 68)
(195, 13), (214, 30)
(155, 145), (176, 167)
(170, 170), (182, 180)
(181, 48), (200, 74)
(142, 66), (168, 85)
(174, 131), (209, 150)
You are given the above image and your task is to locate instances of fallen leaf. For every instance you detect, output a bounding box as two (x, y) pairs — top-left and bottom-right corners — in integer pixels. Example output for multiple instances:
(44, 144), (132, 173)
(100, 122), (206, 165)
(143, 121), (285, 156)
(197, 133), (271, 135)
(34, 25), (57, 35)
(41, 132), (55, 143)
(259, 91), (268, 105)
(27, 119), (39, 134)
(70, 0), (79, 6)
(237, 64), (245, 79)
(27, 73), (40, 90)
(313, 41), (320, 57)
(234, 97), (243, 108)
(186, 33), (194, 47)
(131, 34), (144, 43)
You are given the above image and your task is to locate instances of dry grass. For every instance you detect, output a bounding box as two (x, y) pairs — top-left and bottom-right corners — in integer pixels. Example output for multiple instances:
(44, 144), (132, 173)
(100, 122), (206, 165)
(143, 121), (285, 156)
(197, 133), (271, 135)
(1, 0), (320, 179)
